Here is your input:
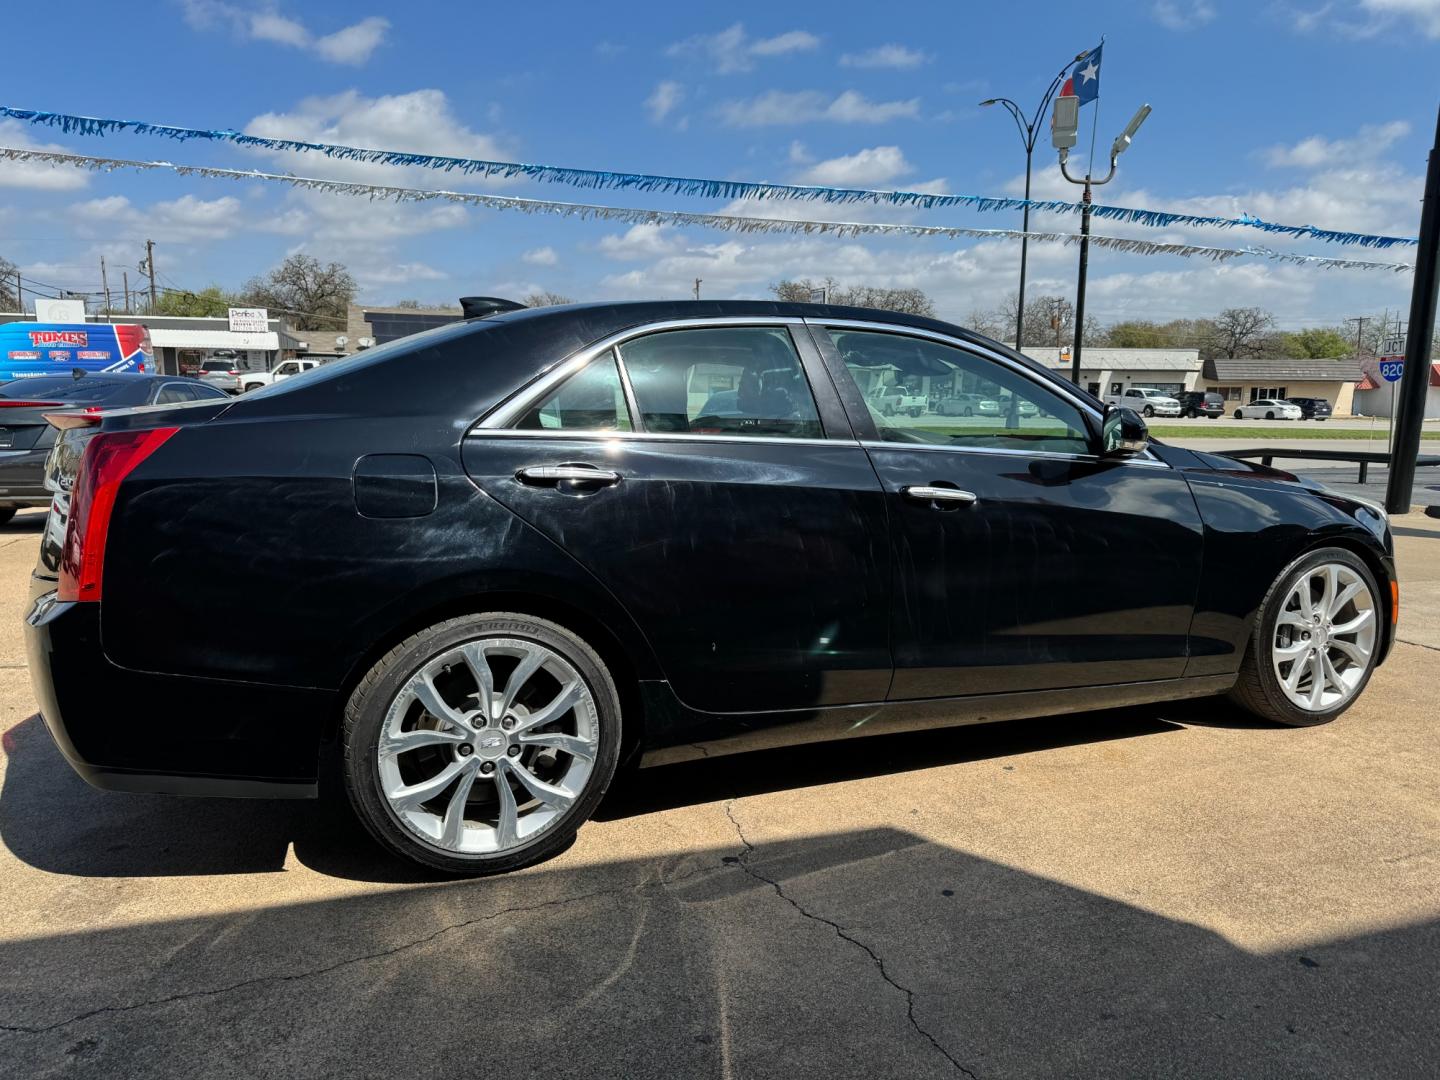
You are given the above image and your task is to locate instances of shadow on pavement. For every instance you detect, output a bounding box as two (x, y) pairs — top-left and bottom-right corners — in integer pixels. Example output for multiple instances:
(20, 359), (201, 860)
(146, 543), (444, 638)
(0, 703), (1194, 884)
(0, 820), (1434, 1078)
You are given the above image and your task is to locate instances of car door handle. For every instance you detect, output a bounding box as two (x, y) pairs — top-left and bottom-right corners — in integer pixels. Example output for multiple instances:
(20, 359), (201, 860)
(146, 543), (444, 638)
(902, 485), (977, 505)
(516, 463), (622, 486)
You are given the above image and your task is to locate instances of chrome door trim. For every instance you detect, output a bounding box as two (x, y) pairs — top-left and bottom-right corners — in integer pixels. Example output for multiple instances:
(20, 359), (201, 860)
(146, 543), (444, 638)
(467, 429), (854, 450)
(478, 316), (812, 431)
(902, 485), (978, 503)
(858, 439), (1171, 468)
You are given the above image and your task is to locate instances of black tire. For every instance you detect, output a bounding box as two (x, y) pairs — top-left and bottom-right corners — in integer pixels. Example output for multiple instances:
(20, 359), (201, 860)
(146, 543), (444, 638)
(963, 407), (973, 417)
(343, 612), (622, 875)
(1228, 547), (1381, 727)
(1234, 409), (1243, 419)
(0, 507), (16, 525)
(1142, 405), (1155, 417)
(1266, 411), (1275, 420)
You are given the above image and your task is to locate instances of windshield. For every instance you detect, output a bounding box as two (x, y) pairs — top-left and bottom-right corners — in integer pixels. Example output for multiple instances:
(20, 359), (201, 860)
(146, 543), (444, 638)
(242, 319), (484, 402)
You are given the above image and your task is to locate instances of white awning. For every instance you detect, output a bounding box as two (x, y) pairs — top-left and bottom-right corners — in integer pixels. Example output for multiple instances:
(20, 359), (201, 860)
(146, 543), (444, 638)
(147, 329), (280, 350)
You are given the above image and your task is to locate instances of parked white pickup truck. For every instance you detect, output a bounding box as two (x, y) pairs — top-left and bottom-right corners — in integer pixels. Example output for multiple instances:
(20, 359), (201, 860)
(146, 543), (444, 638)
(240, 357), (320, 393)
(1104, 386), (1182, 418)
(869, 383), (928, 418)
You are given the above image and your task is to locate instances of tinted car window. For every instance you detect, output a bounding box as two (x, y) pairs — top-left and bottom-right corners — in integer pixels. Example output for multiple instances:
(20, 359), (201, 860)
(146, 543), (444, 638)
(617, 326), (822, 439)
(156, 383), (192, 404)
(827, 329), (1091, 454)
(0, 377), (145, 404)
(513, 353), (632, 432)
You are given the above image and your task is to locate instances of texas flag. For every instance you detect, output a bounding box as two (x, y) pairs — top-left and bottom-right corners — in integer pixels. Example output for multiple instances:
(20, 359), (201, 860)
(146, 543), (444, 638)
(1061, 44), (1103, 106)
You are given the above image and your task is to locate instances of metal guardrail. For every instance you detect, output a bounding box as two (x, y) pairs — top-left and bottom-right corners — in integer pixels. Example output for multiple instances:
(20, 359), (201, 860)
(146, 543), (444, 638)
(1223, 447), (1440, 484)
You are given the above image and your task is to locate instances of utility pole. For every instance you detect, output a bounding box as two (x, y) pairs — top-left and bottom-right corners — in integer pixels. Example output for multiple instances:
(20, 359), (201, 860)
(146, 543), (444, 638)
(13, 272), (21, 316)
(122, 271), (131, 315)
(1346, 316), (1369, 361)
(143, 240), (157, 314)
(693, 278), (702, 300)
(1386, 103), (1440, 515)
(100, 256), (112, 315)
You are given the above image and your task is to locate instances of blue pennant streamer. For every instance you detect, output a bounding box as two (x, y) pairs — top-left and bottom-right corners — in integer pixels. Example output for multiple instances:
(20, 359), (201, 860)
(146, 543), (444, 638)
(0, 105), (1419, 250)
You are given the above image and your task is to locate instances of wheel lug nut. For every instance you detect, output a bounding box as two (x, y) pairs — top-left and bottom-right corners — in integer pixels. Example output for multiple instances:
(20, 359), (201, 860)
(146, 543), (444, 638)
(480, 761), (495, 775)
(507, 745), (520, 757)
(457, 744), (473, 757)
(501, 717), (516, 730)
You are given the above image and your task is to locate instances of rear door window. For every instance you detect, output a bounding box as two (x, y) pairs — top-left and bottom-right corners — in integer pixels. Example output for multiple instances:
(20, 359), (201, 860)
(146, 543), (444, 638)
(616, 326), (822, 439)
(513, 352), (632, 432)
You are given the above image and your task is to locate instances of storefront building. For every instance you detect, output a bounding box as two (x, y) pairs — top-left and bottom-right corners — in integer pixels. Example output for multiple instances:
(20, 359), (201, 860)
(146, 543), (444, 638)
(1201, 357), (1363, 415)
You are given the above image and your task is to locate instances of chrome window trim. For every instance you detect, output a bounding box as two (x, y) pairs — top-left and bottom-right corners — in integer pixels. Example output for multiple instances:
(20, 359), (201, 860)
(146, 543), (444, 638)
(859, 440), (1170, 468)
(478, 316), (811, 431)
(467, 429), (851, 450)
(814, 318), (1165, 466)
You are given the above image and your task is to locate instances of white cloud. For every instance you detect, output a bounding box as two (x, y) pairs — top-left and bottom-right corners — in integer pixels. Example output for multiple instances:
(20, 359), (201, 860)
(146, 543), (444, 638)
(646, 80), (685, 124)
(1283, 0), (1440, 37)
(1263, 120), (1410, 168)
(1359, 0), (1440, 35)
(1151, 0), (1218, 29)
(522, 246), (559, 266)
(0, 120), (90, 191)
(69, 193), (244, 243)
(244, 89), (509, 187)
(180, 2), (388, 64)
(314, 17), (390, 64)
(665, 23), (819, 73)
(839, 44), (929, 68)
(718, 90), (920, 127)
(354, 262), (447, 286)
(795, 146), (913, 186)
(598, 224), (685, 260)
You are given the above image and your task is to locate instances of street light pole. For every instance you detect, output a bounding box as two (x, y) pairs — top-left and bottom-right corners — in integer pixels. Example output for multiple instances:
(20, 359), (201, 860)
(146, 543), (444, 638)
(980, 53), (1088, 351)
(1055, 103), (1152, 385)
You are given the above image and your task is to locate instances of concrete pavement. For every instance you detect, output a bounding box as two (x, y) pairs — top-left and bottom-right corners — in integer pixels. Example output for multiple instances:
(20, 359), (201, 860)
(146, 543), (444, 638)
(0, 509), (1435, 1078)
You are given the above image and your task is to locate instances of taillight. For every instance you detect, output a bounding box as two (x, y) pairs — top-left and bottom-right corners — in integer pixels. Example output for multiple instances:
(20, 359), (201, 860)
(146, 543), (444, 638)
(58, 427), (178, 603)
(0, 400), (63, 408)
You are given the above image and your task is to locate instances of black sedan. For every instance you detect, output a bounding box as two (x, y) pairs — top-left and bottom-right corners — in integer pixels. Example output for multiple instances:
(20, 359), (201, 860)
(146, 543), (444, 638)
(0, 373), (229, 522)
(25, 301), (1397, 874)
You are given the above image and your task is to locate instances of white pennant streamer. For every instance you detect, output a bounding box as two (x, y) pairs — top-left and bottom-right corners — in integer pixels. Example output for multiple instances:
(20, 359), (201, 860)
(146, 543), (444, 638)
(0, 146), (1416, 274)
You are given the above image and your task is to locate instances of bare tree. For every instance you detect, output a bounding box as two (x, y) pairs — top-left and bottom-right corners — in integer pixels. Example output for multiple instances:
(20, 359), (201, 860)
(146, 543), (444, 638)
(240, 254), (357, 332)
(0, 256), (17, 310)
(522, 291), (574, 308)
(771, 278), (936, 317)
(1202, 307), (1276, 358)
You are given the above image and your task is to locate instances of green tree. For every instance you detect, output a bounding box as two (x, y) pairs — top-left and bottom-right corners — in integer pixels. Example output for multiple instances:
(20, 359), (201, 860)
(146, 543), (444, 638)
(1282, 327), (1355, 359)
(151, 285), (234, 317)
(240, 254), (356, 332)
(1105, 320), (1174, 348)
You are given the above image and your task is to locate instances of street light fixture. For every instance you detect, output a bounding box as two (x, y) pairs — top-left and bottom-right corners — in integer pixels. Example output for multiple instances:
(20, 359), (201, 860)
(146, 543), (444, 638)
(978, 49), (1091, 352)
(1054, 101), (1152, 386)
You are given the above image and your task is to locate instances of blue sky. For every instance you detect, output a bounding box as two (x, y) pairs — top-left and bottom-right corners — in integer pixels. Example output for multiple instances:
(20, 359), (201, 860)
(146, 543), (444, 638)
(1, 0), (1436, 331)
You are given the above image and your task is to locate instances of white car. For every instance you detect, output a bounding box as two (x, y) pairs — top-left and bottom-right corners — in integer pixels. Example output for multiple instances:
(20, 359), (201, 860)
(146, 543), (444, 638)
(240, 357), (320, 393)
(1104, 386), (1183, 418)
(1235, 398), (1302, 420)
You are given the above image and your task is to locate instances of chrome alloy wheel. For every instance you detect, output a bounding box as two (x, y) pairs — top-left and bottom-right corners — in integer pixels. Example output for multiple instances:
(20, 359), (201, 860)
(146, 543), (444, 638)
(377, 637), (599, 856)
(1271, 563), (1377, 712)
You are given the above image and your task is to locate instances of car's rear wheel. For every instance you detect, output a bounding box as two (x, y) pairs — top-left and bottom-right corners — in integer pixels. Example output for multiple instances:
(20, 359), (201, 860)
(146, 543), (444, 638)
(343, 612), (621, 874)
(1228, 548), (1381, 726)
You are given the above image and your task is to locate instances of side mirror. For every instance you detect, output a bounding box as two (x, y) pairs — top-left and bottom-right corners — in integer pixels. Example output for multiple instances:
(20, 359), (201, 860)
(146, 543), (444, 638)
(1101, 405), (1149, 457)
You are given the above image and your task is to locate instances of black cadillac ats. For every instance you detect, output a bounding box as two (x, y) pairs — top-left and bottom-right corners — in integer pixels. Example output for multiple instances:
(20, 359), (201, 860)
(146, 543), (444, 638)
(25, 301), (1398, 873)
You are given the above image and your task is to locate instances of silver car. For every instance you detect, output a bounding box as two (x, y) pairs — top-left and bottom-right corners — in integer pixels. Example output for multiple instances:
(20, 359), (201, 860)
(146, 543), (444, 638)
(937, 393), (1000, 417)
(196, 359), (242, 395)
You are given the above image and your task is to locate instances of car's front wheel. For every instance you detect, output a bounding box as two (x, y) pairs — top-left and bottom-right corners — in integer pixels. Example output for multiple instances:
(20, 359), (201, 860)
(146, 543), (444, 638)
(344, 612), (621, 874)
(1142, 405), (1154, 417)
(1228, 548), (1382, 726)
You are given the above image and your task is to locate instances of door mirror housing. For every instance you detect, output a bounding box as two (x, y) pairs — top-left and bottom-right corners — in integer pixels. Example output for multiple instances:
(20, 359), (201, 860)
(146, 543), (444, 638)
(1101, 405), (1149, 457)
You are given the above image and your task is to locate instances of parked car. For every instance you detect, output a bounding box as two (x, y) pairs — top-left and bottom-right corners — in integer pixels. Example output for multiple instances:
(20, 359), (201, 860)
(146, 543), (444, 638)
(1175, 390), (1225, 419)
(1103, 386), (1182, 417)
(936, 393), (1000, 417)
(996, 394), (1039, 418)
(240, 357), (320, 393)
(1287, 396), (1333, 421)
(1235, 398), (1303, 420)
(197, 359), (243, 394)
(27, 300), (1396, 875)
(0, 374), (228, 523)
(869, 383), (927, 417)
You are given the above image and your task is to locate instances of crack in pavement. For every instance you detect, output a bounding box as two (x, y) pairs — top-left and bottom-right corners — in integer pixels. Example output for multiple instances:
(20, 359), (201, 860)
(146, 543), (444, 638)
(722, 800), (979, 1079)
(1397, 637), (1439, 653)
(0, 858), (729, 1037)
